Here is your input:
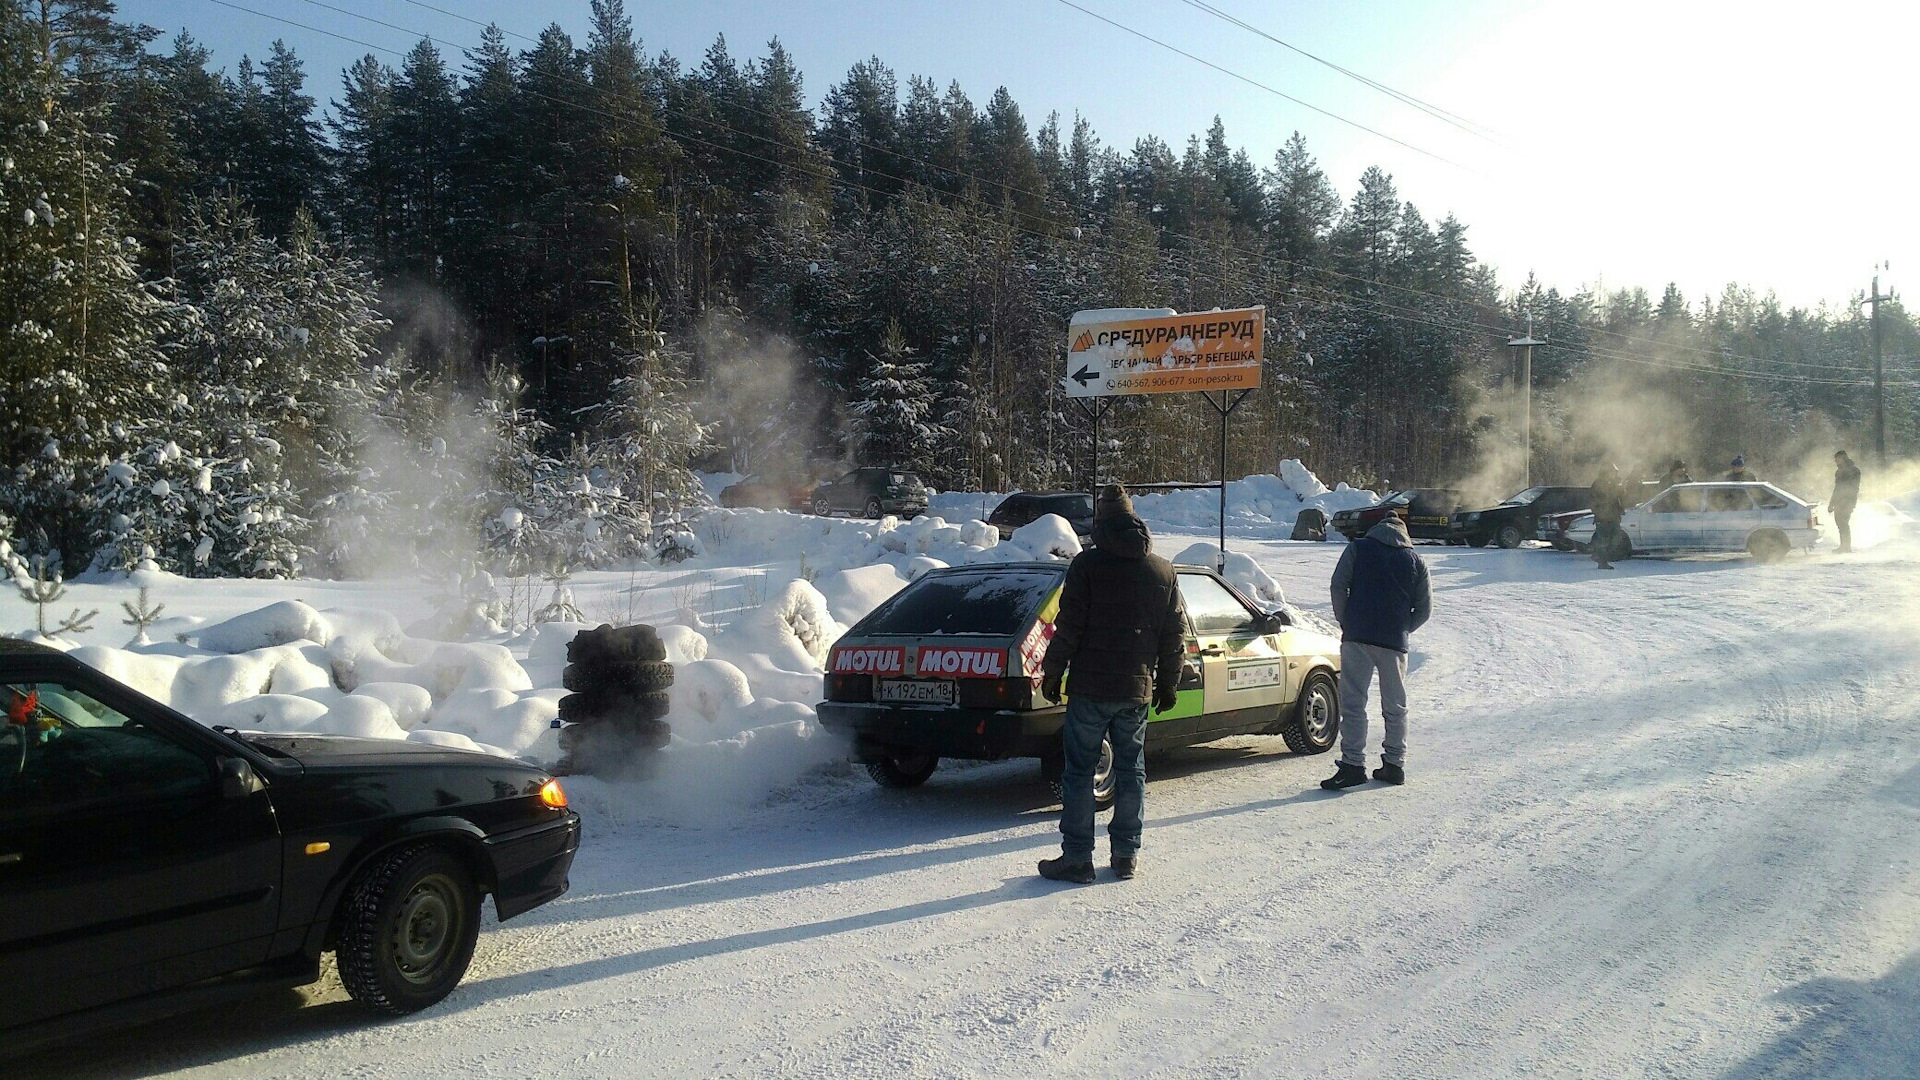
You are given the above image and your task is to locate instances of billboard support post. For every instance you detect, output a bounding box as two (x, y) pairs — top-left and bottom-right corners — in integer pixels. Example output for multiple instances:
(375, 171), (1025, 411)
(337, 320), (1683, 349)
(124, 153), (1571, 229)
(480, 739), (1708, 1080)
(1205, 389), (1254, 573)
(1073, 397), (1116, 492)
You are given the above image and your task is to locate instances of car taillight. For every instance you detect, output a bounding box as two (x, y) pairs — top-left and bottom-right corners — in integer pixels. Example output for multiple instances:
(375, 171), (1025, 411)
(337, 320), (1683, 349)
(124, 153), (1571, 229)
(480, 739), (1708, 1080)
(825, 673), (873, 702)
(958, 678), (1037, 711)
(538, 778), (568, 809)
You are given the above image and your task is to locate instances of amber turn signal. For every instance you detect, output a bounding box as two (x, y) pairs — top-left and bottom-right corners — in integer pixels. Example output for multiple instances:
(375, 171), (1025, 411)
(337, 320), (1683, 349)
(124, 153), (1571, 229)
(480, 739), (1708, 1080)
(538, 778), (568, 809)
(304, 841), (330, 855)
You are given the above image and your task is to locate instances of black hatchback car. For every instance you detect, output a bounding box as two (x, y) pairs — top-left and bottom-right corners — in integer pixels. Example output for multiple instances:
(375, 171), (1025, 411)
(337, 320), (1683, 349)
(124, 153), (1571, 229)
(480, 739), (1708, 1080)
(986, 491), (1096, 540)
(810, 467), (929, 519)
(0, 640), (579, 1051)
(1448, 485), (1593, 548)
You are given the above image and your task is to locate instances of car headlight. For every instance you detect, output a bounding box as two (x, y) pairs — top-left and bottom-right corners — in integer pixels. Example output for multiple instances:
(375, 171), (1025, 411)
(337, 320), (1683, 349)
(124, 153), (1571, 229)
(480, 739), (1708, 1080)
(1465, 512), (1480, 522)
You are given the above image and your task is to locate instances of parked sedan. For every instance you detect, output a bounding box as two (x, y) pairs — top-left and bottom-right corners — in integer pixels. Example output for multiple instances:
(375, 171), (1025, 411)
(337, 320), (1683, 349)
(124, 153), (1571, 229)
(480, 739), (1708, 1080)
(817, 563), (1341, 807)
(1562, 482), (1820, 562)
(1450, 486), (1592, 548)
(987, 491), (1096, 540)
(1330, 488), (1464, 542)
(0, 640), (579, 1051)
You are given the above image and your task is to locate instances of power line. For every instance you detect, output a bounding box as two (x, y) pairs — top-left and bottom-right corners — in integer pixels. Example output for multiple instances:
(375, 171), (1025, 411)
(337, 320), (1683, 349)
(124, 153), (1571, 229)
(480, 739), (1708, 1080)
(1048, 0), (1469, 170)
(207, 0), (1904, 389)
(1174, 0), (1506, 144)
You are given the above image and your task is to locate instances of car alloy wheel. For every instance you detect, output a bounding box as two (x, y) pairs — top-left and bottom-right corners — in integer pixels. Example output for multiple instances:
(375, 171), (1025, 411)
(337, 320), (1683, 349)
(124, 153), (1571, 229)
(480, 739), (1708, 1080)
(812, 497), (831, 516)
(1497, 524), (1524, 549)
(864, 497), (883, 519)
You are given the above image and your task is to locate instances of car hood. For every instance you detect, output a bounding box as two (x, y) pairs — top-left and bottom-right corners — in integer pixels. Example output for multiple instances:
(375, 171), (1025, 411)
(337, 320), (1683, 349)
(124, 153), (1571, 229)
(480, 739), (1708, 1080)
(240, 732), (532, 769)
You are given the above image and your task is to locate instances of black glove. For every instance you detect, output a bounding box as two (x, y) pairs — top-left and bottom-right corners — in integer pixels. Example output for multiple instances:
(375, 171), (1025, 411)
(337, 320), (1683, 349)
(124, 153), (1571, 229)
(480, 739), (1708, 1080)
(1041, 671), (1063, 704)
(1153, 684), (1178, 714)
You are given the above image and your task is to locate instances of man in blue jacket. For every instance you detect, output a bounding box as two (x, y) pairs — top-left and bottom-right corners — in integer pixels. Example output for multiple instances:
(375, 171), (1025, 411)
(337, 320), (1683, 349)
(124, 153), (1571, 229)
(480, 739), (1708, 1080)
(1322, 508), (1432, 789)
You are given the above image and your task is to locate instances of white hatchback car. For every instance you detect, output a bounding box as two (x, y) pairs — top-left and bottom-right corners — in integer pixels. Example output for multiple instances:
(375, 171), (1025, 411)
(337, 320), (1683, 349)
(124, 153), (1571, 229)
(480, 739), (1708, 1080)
(1565, 482), (1820, 563)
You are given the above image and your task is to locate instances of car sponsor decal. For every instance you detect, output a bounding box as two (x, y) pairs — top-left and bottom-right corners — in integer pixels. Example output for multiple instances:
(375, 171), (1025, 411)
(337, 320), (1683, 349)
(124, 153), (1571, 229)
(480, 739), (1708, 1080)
(1016, 586), (1063, 676)
(913, 646), (1007, 679)
(829, 645), (906, 675)
(1226, 662), (1283, 690)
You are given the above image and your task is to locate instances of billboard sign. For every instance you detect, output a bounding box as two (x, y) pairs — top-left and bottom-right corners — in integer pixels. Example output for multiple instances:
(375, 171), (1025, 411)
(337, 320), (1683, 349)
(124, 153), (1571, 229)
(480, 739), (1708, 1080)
(1064, 306), (1265, 398)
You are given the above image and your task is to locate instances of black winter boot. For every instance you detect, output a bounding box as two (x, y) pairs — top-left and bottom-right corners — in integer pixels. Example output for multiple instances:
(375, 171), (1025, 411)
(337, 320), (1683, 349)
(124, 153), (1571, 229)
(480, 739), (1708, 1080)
(1320, 761), (1370, 790)
(1373, 761), (1405, 785)
(1038, 856), (1096, 884)
(1112, 856), (1137, 880)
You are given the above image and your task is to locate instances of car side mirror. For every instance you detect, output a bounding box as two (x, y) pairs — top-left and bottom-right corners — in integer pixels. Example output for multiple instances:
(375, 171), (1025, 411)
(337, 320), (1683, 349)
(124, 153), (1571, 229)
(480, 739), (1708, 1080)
(1257, 611), (1288, 634)
(219, 756), (264, 799)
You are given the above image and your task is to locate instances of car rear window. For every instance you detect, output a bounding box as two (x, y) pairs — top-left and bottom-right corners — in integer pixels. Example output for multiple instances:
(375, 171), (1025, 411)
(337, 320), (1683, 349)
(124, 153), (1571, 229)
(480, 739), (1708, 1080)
(854, 570), (1060, 636)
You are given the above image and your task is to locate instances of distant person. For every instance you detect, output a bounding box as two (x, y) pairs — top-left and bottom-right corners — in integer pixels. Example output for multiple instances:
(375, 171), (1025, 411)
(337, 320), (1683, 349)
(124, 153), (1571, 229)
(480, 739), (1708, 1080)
(1725, 456), (1757, 482)
(1323, 506), (1432, 790)
(1831, 450), (1862, 554)
(1037, 484), (1188, 884)
(1663, 459), (1692, 487)
(1589, 463), (1627, 570)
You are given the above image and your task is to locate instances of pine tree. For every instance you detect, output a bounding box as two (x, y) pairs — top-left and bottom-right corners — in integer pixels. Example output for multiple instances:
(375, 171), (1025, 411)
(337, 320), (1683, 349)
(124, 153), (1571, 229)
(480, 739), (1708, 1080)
(0, 0), (177, 565)
(850, 320), (942, 471)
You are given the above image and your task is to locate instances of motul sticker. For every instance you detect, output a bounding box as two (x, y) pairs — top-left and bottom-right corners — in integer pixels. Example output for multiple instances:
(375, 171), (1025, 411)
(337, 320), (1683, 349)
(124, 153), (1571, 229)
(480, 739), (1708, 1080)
(830, 645), (906, 675)
(914, 646), (1006, 679)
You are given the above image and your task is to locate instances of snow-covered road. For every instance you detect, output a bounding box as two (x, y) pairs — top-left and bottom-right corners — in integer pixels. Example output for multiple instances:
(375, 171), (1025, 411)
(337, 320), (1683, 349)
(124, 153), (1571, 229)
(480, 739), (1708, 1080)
(19, 538), (1920, 1079)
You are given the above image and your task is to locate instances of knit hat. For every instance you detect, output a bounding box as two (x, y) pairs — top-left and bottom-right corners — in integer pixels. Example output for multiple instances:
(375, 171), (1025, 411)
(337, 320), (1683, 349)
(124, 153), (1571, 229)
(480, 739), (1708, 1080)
(1731, 455), (1745, 468)
(1095, 483), (1134, 521)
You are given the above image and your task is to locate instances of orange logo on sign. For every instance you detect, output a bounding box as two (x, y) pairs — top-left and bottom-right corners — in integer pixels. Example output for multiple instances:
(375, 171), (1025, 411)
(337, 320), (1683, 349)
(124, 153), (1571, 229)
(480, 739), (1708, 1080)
(1070, 331), (1094, 352)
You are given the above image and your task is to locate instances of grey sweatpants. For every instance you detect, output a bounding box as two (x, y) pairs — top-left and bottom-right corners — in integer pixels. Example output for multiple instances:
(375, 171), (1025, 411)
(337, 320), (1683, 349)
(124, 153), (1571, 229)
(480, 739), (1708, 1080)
(1339, 640), (1408, 768)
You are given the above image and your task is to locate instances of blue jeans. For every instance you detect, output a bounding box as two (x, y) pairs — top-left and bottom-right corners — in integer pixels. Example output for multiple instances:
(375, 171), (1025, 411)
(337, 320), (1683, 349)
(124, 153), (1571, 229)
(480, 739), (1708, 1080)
(1059, 696), (1149, 862)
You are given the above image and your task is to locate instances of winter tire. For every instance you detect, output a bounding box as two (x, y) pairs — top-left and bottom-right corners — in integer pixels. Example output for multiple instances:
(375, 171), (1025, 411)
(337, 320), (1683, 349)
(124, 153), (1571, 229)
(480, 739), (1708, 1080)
(336, 845), (480, 1016)
(812, 497), (832, 517)
(866, 752), (938, 788)
(557, 689), (671, 723)
(1277, 670), (1340, 755)
(1044, 736), (1118, 811)
(566, 624), (666, 664)
(1496, 524), (1525, 549)
(864, 497), (884, 519)
(1468, 535), (1490, 548)
(562, 660), (675, 693)
(1748, 530), (1790, 564)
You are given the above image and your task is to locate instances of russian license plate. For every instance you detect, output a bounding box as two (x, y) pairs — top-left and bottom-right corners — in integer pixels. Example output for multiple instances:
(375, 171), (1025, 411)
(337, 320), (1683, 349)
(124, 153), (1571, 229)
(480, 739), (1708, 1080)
(876, 679), (956, 706)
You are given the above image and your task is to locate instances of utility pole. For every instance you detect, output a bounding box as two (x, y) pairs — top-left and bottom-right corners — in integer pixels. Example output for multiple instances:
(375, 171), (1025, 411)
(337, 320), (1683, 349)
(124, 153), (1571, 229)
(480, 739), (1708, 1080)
(1867, 267), (1892, 467)
(1506, 312), (1546, 488)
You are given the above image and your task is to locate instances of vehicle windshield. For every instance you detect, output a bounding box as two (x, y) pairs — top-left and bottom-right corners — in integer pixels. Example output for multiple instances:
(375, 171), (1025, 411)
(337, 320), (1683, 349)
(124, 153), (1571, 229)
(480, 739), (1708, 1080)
(853, 569), (1059, 636)
(1379, 491), (1411, 507)
(1501, 487), (1548, 506)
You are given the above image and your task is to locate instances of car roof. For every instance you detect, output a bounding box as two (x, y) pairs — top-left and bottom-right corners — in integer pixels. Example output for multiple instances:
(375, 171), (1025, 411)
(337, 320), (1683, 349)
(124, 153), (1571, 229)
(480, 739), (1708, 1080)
(0, 638), (66, 660)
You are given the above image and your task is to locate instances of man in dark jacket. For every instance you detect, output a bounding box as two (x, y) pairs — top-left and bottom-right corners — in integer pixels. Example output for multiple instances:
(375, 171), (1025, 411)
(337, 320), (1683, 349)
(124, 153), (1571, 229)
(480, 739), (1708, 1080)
(1322, 509), (1432, 789)
(1725, 455), (1757, 482)
(1589, 463), (1628, 570)
(1038, 484), (1187, 883)
(1662, 459), (1692, 487)
(1831, 450), (1862, 553)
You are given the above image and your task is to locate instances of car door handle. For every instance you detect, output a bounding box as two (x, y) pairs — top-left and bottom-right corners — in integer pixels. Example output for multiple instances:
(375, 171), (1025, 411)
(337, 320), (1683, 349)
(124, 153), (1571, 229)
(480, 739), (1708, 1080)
(1198, 646), (1225, 657)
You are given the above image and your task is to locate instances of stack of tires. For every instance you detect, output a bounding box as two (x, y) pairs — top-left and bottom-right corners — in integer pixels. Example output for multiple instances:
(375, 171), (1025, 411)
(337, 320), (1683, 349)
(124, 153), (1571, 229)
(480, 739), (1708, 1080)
(555, 623), (673, 776)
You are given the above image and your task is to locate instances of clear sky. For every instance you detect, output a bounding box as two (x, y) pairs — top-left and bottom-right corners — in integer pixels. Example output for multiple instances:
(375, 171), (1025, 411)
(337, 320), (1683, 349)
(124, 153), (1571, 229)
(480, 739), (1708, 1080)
(119, 0), (1915, 311)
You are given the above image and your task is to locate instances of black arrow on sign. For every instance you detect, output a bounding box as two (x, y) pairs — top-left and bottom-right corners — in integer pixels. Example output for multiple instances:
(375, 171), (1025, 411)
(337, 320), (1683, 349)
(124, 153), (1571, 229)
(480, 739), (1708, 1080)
(1071, 364), (1097, 386)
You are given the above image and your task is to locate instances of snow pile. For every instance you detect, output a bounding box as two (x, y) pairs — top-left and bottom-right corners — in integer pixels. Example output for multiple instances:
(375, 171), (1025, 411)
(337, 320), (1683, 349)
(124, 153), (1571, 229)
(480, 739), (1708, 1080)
(1009, 514), (1081, 560)
(1170, 543), (1287, 608)
(1128, 464), (1376, 536)
(926, 461), (1370, 539)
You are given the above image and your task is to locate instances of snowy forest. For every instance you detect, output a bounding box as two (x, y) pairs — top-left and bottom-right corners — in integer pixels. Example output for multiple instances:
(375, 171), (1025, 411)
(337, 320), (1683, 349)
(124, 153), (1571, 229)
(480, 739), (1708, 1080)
(2, 0), (1914, 579)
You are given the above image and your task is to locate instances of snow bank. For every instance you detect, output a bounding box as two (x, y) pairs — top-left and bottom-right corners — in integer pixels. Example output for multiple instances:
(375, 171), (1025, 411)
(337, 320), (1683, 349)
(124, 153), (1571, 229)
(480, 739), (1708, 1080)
(1129, 463), (1375, 536)
(1009, 514), (1081, 560)
(1171, 543), (1287, 608)
(196, 600), (332, 652)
